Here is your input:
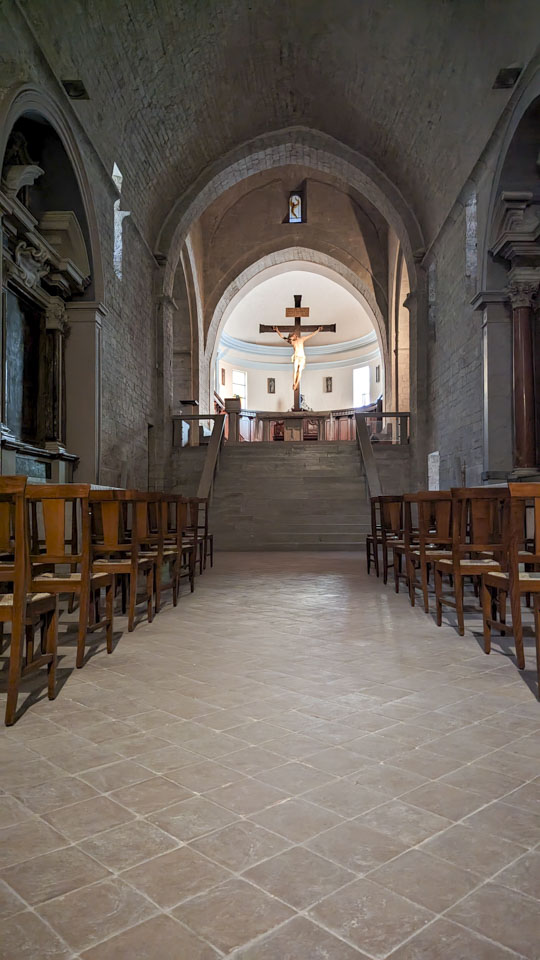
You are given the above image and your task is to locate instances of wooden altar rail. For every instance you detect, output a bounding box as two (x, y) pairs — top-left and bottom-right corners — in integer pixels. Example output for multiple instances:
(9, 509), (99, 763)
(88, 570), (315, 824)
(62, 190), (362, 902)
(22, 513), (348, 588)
(233, 410), (410, 444)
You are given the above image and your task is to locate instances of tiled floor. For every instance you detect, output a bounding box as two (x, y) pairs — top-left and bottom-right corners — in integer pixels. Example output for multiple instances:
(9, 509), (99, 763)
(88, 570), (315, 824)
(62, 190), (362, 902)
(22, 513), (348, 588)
(1, 552), (540, 959)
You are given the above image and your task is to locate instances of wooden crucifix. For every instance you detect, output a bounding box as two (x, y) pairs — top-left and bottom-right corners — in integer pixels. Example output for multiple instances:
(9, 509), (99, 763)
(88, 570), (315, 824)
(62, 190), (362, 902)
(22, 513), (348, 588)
(259, 295), (336, 410)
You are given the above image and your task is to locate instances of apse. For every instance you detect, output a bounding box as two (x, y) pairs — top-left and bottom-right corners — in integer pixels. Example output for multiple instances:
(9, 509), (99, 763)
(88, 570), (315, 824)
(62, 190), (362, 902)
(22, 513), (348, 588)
(215, 264), (382, 412)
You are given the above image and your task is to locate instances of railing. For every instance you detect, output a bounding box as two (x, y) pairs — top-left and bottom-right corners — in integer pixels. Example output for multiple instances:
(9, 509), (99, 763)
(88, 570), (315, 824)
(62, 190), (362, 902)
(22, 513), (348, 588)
(232, 409), (410, 444)
(172, 414), (225, 448)
(197, 416), (226, 499)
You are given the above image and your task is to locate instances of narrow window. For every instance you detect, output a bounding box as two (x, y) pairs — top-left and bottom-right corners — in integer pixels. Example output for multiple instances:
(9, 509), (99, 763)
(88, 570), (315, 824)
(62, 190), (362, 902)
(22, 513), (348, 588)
(465, 194), (478, 281)
(232, 369), (248, 407)
(353, 366), (370, 407)
(112, 163), (130, 281)
(288, 192), (302, 223)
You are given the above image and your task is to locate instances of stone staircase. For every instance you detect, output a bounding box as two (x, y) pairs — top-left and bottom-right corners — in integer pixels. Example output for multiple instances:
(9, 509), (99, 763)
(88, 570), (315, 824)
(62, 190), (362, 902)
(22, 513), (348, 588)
(211, 441), (370, 550)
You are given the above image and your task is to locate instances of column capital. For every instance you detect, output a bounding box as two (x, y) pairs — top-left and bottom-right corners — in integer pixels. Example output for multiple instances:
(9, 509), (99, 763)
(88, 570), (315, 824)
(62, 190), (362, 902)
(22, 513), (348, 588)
(507, 278), (540, 309)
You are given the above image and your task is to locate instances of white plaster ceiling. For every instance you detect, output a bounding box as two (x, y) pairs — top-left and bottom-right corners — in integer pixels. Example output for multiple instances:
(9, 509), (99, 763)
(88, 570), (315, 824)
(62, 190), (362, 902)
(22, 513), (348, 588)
(223, 267), (375, 347)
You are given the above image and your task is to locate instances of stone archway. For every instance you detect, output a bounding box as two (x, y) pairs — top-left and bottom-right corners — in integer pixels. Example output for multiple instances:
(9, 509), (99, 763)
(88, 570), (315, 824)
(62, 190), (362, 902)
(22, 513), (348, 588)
(0, 83), (105, 481)
(204, 247), (388, 409)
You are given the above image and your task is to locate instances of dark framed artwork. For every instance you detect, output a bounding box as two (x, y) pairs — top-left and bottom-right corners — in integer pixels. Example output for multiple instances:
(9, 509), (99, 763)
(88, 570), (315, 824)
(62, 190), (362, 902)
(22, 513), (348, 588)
(221, 367), (226, 386)
(324, 376), (333, 393)
(375, 365), (380, 383)
(267, 377), (276, 394)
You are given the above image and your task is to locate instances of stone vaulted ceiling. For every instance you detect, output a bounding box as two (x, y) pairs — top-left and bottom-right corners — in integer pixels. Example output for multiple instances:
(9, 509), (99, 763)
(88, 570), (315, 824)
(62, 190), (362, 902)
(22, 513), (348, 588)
(13, 0), (540, 246)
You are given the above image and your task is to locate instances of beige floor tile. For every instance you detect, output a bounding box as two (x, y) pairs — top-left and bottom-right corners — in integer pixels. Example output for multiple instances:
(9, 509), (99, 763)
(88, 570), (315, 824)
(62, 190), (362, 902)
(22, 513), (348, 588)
(43, 795), (135, 842)
(133, 744), (203, 773)
(447, 882), (540, 958)
(0, 819), (66, 870)
(386, 917), (523, 959)
(205, 777), (288, 815)
(306, 747), (372, 776)
(110, 775), (192, 814)
(463, 799), (540, 847)
(42, 744), (122, 775)
(496, 850), (540, 900)
(437, 762), (525, 800)
(149, 795), (239, 841)
(250, 796), (344, 841)
(419, 823), (528, 876)
(368, 848), (481, 912)
(190, 820), (290, 871)
(78, 760), (154, 793)
(102, 734), (170, 759)
(172, 877), (294, 953)
(388, 749), (466, 779)
(0, 879), (26, 920)
(255, 760), (337, 794)
(357, 799), (452, 845)
(261, 733), (326, 759)
(1, 759), (63, 791)
(309, 877), (434, 958)
(0, 796), (33, 827)
(180, 731), (248, 760)
(37, 877), (157, 953)
(347, 762), (428, 798)
(476, 749), (540, 781)
(2, 846), (109, 904)
(302, 779), (384, 818)
(503, 781), (540, 815)
(233, 915), (371, 959)
(164, 760), (245, 792)
(244, 845), (355, 908)
(79, 914), (219, 959)
(13, 776), (99, 814)
(404, 780), (484, 820)
(121, 845), (230, 908)
(78, 819), (179, 871)
(0, 910), (72, 960)
(306, 819), (408, 873)
(220, 745), (285, 775)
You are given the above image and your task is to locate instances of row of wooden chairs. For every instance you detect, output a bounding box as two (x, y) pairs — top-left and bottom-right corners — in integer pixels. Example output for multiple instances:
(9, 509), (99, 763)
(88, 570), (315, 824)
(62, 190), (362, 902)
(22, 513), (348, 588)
(0, 480), (214, 725)
(367, 486), (540, 697)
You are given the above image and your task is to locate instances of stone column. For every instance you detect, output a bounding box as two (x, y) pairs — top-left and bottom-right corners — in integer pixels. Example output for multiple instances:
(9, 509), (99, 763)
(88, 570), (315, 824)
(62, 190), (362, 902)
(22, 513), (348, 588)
(508, 278), (538, 471)
(44, 297), (68, 447)
(64, 301), (106, 483)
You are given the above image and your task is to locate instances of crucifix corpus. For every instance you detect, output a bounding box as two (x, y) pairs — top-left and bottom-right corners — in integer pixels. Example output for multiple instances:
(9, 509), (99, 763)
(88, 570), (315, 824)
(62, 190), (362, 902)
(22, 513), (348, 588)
(259, 295), (336, 411)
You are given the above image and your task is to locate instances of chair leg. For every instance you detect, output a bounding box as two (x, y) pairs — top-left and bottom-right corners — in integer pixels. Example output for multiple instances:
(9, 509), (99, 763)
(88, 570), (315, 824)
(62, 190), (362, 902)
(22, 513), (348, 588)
(383, 546), (389, 585)
(534, 596), (540, 700)
(5, 619), (24, 725)
(106, 579), (114, 654)
(172, 559), (178, 607)
(76, 588), (90, 669)
(374, 540), (379, 578)
(121, 575), (127, 615)
(455, 573), (465, 636)
(393, 553), (400, 593)
(366, 541), (371, 575)
(499, 590), (507, 625)
(510, 587), (525, 670)
(128, 572), (137, 632)
(46, 605), (58, 700)
(147, 566), (154, 623)
(434, 566), (443, 627)
(199, 542), (203, 576)
(210, 536), (214, 568)
(154, 559), (162, 615)
(407, 555), (416, 607)
(481, 579), (492, 654)
(421, 560), (429, 614)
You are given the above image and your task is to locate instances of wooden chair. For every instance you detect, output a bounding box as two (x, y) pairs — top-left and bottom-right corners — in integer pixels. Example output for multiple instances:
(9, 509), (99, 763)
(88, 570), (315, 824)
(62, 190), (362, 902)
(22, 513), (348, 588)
(89, 490), (154, 632)
(379, 495), (404, 585)
(27, 484), (114, 669)
(434, 487), (508, 636)
(481, 483), (540, 677)
(158, 494), (188, 604)
(405, 491), (452, 612)
(366, 497), (381, 576)
(184, 498), (211, 575)
(0, 477), (58, 726)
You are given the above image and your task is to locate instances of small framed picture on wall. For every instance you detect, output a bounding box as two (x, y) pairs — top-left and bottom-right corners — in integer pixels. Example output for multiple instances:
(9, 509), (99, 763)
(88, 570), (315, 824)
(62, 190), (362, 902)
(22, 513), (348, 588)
(375, 365), (380, 384)
(324, 376), (333, 393)
(221, 368), (226, 386)
(267, 377), (275, 394)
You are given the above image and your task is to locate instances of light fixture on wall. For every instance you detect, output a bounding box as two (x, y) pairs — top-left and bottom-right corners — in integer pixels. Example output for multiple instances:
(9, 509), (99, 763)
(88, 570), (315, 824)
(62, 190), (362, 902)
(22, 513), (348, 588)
(492, 66), (522, 89)
(62, 79), (90, 99)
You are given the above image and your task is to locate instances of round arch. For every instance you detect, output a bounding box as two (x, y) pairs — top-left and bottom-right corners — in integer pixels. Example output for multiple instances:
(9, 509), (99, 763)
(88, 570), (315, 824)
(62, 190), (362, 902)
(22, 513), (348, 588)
(0, 82), (104, 302)
(480, 63), (540, 290)
(205, 247), (389, 405)
(157, 127), (424, 300)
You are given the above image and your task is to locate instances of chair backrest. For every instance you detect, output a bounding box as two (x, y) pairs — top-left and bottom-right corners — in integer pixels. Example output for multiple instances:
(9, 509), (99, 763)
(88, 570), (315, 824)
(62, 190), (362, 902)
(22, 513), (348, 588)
(450, 487), (509, 560)
(404, 491), (452, 552)
(188, 497), (209, 536)
(379, 496), (403, 542)
(160, 494), (185, 550)
(508, 482), (540, 564)
(89, 489), (132, 555)
(25, 484), (91, 568)
(0, 478), (29, 615)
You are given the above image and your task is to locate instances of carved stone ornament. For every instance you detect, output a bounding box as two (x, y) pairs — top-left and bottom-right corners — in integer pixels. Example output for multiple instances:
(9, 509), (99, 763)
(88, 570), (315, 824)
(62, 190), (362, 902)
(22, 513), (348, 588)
(6, 240), (50, 289)
(507, 280), (539, 309)
(45, 297), (68, 332)
(2, 164), (44, 199)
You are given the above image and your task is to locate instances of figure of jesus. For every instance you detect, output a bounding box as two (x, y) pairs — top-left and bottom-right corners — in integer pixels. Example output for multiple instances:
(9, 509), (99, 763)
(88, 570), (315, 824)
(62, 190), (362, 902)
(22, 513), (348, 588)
(273, 325), (322, 390)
